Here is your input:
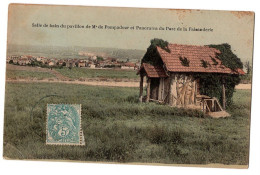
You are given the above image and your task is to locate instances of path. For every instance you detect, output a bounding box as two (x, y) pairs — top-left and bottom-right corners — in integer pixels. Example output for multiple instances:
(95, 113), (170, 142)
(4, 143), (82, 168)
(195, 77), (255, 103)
(6, 64), (252, 89)
(6, 79), (252, 89)
(6, 79), (140, 87)
(49, 69), (71, 81)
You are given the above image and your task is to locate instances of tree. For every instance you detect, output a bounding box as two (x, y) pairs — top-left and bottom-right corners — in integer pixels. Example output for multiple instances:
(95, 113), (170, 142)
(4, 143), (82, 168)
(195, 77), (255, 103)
(97, 56), (104, 61)
(141, 38), (169, 65)
(245, 61), (252, 75)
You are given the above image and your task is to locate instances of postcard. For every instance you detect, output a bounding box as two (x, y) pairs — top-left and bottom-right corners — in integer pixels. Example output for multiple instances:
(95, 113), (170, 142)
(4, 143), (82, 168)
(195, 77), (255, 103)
(3, 3), (254, 168)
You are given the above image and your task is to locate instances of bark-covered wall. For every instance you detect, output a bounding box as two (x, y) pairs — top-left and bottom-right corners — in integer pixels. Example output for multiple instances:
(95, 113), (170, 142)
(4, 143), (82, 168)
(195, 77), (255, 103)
(168, 74), (197, 107)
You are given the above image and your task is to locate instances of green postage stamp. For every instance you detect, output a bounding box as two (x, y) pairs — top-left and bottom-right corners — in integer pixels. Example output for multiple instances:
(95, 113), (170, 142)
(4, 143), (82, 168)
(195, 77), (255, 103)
(46, 104), (85, 146)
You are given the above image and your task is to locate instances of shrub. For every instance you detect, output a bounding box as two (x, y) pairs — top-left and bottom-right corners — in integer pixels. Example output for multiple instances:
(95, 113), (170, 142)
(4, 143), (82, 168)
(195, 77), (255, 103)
(141, 38), (170, 66)
(179, 56), (190, 67)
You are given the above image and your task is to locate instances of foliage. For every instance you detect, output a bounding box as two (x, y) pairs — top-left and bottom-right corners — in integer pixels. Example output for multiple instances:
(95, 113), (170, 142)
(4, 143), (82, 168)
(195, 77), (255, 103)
(208, 43), (243, 70)
(141, 38), (170, 65)
(179, 56), (190, 67)
(193, 43), (244, 107)
(194, 73), (240, 106)
(244, 61), (252, 75)
(211, 56), (218, 65)
(29, 60), (43, 67)
(97, 56), (104, 61)
(200, 60), (210, 68)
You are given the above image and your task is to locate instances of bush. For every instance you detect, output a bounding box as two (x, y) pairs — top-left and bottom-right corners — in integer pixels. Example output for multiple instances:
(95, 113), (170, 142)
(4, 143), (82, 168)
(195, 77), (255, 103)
(141, 38), (170, 66)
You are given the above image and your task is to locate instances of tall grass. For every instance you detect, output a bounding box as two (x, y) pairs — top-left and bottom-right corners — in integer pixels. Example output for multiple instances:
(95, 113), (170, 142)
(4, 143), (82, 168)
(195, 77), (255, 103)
(3, 82), (251, 165)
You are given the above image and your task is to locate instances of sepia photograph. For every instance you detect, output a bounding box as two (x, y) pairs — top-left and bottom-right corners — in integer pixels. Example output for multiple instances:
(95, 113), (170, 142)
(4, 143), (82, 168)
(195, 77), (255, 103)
(3, 3), (254, 169)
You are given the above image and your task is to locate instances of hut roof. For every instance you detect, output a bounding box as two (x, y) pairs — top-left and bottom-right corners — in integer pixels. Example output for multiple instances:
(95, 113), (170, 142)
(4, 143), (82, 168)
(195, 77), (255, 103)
(156, 44), (245, 75)
(138, 63), (168, 78)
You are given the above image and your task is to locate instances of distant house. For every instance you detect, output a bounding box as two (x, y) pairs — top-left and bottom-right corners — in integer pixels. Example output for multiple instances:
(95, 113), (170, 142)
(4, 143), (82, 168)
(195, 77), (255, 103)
(89, 64), (96, 69)
(6, 56), (11, 63)
(36, 57), (47, 63)
(106, 57), (117, 63)
(18, 58), (30, 65)
(121, 62), (136, 70)
(77, 60), (86, 67)
(86, 61), (96, 68)
(36, 57), (42, 62)
(57, 60), (65, 66)
(137, 43), (245, 117)
(66, 60), (76, 68)
(98, 61), (105, 68)
(48, 61), (55, 66)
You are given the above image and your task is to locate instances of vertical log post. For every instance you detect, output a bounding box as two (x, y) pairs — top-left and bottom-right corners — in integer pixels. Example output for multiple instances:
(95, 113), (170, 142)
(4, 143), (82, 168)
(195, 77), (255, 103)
(146, 78), (151, 102)
(139, 75), (144, 102)
(169, 77), (173, 106)
(222, 77), (226, 110)
(194, 80), (197, 105)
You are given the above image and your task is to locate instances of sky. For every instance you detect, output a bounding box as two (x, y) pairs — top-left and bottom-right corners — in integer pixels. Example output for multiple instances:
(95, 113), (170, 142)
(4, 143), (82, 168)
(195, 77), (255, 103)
(7, 4), (254, 62)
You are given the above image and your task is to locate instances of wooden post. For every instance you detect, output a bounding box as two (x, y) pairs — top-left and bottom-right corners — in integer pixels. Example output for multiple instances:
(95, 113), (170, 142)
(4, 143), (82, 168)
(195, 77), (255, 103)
(162, 78), (165, 101)
(139, 75), (144, 102)
(158, 78), (165, 101)
(146, 78), (151, 102)
(194, 80), (197, 104)
(169, 76), (174, 106)
(222, 83), (226, 110)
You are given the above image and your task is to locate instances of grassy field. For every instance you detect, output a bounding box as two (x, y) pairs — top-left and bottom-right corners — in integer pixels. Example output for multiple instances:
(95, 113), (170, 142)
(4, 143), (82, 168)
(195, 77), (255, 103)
(6, 69), (55, 80)
(55, 67), (139, 80)
(3, 82), (250, 165)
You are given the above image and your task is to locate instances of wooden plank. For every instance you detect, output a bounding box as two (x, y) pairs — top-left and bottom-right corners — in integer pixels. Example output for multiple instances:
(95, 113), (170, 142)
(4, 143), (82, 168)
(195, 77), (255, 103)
(169, 75), (173, 106)
(205, 103), (211, 112)
(162, 78), (165, 101)
(139, 75), (144, 102)
(214, 97), (224, 111)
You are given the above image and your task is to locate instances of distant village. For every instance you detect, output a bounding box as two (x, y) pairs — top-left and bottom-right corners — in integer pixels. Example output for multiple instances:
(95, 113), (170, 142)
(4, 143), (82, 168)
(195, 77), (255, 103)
(6, 54), (141, 70)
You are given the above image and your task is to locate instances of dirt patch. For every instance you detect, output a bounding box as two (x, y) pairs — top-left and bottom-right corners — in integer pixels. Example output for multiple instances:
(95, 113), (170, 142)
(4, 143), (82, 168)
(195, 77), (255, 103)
(235, 84), (252, 90)
(6, 79), (140, 88)
(6, 79), (252, 89)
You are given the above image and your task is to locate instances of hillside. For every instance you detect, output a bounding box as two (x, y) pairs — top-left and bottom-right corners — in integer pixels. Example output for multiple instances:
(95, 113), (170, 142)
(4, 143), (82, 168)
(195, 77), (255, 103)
(7, 44), (146, 62)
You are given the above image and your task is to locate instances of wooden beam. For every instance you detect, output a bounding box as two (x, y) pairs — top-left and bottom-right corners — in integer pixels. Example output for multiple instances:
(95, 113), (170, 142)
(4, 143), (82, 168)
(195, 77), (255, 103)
(139, 75), (144, 102)
(169, 77), (173, 106)
(162, 78), (165, 100)
(146, 78), (151, 102)
(194, 80), (197, 104)
(222, 83), (226, 110)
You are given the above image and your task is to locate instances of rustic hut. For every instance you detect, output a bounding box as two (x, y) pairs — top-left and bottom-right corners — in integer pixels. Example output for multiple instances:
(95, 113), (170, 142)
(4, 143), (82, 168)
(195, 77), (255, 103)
(137, 43), (245, 117)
